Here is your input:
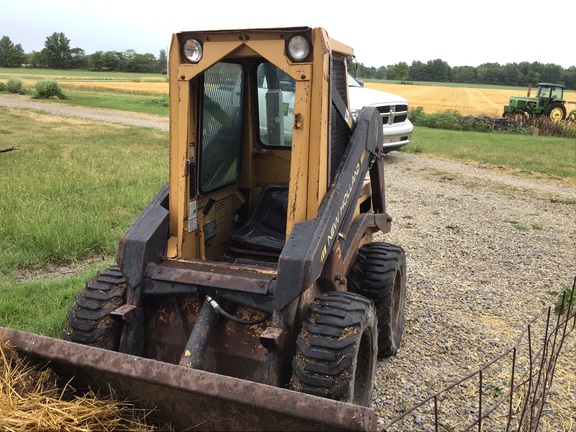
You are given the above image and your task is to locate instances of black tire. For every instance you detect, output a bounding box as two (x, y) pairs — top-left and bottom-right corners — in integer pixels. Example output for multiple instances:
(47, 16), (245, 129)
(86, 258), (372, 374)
(348, 242), (406, 357)
(544, 102), (566, 121)
(290, 292), (377, 407)
(61, 265), (126, 350)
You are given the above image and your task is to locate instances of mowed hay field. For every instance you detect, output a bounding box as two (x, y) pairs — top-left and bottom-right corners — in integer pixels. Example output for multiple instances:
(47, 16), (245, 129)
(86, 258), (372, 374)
(367, 82), (576, 117)
(60, 80), (168, 94)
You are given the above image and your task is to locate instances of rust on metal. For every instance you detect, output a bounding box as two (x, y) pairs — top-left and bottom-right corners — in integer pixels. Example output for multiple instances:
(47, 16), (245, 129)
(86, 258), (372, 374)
(259, 326), (287, 351)
(0, 328), (376, 431)
(110, 304), (137, 322)
(143, 296), (271, 383)
(146, 260), (276, 294)
(179, 299), (219, 369)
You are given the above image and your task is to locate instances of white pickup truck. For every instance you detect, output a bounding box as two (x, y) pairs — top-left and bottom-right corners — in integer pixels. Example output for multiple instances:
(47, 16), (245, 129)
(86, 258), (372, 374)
(348, 74), (413, 153)
(255, 64), (412, 152)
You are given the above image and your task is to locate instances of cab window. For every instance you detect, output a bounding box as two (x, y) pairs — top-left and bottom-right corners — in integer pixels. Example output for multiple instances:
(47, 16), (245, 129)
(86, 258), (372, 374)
(550, 87), (563, 99)
(256, 62), (295, 148)
(200, 62), (244, 193)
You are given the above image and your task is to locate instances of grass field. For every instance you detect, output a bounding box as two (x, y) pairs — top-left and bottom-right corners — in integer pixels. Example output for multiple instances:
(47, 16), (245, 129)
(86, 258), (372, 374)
(407, 127), (575, 181)
(0, 108), (168, 336)
(0, 109), (168, 274)
(0, 67), (165, 81)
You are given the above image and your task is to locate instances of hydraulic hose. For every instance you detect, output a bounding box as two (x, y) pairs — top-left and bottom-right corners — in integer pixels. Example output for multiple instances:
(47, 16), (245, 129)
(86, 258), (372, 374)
(205, 295), (271, 325)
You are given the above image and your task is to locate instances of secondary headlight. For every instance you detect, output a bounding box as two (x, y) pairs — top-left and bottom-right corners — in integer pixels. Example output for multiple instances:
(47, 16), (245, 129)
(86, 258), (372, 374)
(286, 35), (310, 62)
(183, 38), (203, 63)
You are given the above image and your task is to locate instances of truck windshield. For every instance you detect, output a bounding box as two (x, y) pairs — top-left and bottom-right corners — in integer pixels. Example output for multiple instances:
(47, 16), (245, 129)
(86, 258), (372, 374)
(199, 62), (244, 193)
(256, 62), (295, 148)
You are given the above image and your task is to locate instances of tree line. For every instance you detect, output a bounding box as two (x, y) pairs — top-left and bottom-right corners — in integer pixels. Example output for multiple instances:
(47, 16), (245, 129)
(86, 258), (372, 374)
(353, 59), (576, 90)
(0, 33), (167, 73)
(1, 32), (575, 89)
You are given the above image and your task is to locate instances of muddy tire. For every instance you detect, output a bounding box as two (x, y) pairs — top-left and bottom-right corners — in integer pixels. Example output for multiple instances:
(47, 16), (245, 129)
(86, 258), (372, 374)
(544, 102), (566, 121)
(348, 242), (406, 357)
(290, 292), (377, 407)
(61, 265), (126, 350)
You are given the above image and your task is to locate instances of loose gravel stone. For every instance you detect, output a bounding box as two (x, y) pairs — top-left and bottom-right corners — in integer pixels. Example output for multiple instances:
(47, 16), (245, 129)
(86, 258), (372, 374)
(373, 152), (575, 431)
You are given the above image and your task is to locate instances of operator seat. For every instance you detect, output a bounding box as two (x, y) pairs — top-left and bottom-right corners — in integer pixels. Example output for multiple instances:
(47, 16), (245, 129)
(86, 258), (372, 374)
(231, 183), (288, 253)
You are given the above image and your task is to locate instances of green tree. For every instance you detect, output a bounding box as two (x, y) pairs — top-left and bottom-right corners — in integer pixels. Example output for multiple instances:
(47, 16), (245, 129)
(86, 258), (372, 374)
(87, 51), (104, 71)
(561, 66), (576, 90)
(477, 62), (502, 84)
(452, 66), (477, 83)
(541, 63), (562, 84)
(408, 61), (427, 81)
(27, 50), (45, 68)
(43, 32), (72, 68)
(502, 63), (521, 86)
(157, 49), (167, 73)
(427, 59), (451, 82)
(0, 36), (25, 67)
(69, 47), (87, 69)
(352, 63), (377, 79)
(394, 62), (409, 83)
(101, 50), (125, 71)
(372, 66), (386, 80)
(125, 53), (157, 72)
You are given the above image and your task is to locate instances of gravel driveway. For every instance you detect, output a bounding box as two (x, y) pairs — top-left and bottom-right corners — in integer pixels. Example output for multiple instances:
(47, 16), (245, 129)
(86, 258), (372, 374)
(2, 94), (575, 430)
(375, 153), (575, 430)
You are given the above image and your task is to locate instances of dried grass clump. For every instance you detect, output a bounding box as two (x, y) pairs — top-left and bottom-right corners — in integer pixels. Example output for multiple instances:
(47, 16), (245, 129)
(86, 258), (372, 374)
(0, 336), (172, 431)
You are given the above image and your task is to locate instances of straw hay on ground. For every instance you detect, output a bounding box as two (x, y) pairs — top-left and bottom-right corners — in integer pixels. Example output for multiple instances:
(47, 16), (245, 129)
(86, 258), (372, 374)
(0, 336), (172, 432)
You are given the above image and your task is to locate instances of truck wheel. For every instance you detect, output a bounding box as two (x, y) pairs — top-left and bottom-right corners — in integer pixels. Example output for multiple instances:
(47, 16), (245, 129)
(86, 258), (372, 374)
(544, 102), (566, 121)
(348, 242), (406, 357)
(290, 292), (377, 407)
(61, 265), (127, 350)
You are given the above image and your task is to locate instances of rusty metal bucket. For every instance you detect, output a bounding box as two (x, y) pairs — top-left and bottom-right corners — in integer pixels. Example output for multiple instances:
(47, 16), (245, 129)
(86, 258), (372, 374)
(1, 327), (376, 431)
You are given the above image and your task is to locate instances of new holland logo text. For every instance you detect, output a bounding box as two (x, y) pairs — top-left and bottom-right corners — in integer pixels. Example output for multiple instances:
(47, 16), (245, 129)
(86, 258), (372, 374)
(320, 153), (364, 262)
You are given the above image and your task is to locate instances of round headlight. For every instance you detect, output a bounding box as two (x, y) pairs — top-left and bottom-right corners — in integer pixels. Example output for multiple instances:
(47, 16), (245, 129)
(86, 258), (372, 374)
(183, 39), (203, 63)
(287, 35), (310, 62)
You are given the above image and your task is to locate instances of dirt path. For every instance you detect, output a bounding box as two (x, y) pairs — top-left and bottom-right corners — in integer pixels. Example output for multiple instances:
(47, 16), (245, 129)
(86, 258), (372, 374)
(0, 94), (168, 131)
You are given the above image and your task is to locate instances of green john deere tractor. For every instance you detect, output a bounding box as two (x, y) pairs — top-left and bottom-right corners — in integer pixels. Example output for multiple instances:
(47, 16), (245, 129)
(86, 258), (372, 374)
(503, 82), (571, 122)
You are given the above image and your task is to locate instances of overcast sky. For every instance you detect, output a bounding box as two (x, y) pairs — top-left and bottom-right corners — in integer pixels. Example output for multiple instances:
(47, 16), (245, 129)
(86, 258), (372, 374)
(1, 0), (574, 69)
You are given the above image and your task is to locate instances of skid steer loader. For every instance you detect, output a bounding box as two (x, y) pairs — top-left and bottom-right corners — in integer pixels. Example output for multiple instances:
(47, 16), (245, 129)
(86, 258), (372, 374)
(1, 27), (407, 431)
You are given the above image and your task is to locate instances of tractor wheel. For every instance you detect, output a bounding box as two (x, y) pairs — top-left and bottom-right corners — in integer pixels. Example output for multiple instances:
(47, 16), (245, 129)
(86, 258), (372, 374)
(348, 242), (406, 357)
(61, 265), (127, 350)
(514, 112), (528, 122)
(544, 102), (566, 122)
(290, 292), (377, 407)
